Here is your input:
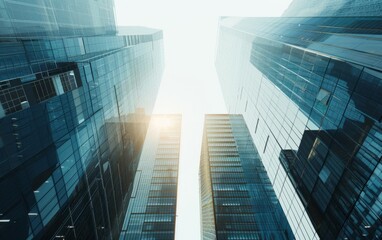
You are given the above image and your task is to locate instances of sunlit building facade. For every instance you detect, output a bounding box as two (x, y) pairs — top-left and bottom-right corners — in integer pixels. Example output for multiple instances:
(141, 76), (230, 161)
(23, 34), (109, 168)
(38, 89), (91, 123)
(216, 17), (382, 239)
(0, 1), (164, 239)
(120, 115), (181, 240)
(200, 114), (293, 240)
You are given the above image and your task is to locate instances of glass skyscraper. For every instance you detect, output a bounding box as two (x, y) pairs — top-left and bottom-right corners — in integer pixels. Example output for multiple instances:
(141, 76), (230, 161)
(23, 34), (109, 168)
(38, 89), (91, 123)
(199, 114), (293, 240)
(0, 1), (164, 239)
(216, 15), (382, 239)
(120, 115), (181, 240)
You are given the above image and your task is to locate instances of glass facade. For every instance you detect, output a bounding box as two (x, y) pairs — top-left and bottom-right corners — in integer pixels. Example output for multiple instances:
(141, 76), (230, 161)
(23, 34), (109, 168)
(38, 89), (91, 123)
(200, 114), (293, 240)
(283, 0), (382, 17)
(120, 115), (181, 240)
(0, 1), (165, 239)
(216, 16), (382, 239)
(0, 0), (116, 38)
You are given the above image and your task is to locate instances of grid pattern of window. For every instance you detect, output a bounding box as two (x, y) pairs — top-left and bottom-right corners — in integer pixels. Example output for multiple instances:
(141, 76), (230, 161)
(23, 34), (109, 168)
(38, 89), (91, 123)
(216, 16), (382, 239)
(0, 70), (79, 116)
(120, 115), (181, 240)
(200, 114), (294, 240)
(0, 0), (116, 38)
(0, 85), (27, 115)
(283, 0), (382, 17)
(0, 18), (164, 240)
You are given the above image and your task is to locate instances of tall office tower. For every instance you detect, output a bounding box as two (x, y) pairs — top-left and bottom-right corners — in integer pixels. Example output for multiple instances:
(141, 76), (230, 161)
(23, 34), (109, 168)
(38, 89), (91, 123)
(199, 114), (293, 240)
(0, 1), (165, 239)
(120, 115), (181, 240)
(216, 16), (382, 239)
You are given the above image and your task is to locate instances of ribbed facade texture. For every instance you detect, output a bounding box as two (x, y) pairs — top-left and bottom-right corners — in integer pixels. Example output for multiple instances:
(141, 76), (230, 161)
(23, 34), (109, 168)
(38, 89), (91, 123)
(0, 1), (164, 239)
(0, 0), (116, 38)
(216, 16), (382, 239)
(199, 114), (293, 240)
(120, 115), (181, 240)
(283, 0), (382, 17)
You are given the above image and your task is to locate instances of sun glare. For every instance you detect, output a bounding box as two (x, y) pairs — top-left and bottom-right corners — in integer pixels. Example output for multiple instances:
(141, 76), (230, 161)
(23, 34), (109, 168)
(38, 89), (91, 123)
(153, 117), (175, 129)
(113, 1), (293, 239)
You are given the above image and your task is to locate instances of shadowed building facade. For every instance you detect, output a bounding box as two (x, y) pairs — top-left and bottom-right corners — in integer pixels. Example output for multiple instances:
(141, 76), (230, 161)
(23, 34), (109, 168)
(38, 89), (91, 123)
(216, 15), (382, 239)
(120, 115), (181, 240)
(200, 114), (293, 240)
(0, 0), (164, 239)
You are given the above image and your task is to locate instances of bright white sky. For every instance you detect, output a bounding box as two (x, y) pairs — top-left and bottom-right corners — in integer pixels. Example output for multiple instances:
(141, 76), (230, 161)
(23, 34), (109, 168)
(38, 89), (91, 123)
(114, 1), (292, 239)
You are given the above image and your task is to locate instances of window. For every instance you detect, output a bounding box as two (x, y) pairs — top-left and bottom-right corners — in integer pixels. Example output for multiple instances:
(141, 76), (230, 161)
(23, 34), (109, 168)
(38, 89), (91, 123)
(0, 85), (27, 115)
(319, 165), (330, 183)
(315, 88), (331, 113)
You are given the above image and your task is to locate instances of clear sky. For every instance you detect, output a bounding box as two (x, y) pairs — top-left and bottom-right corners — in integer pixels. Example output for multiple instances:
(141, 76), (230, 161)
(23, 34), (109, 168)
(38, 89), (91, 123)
(114, 1), (292, 239)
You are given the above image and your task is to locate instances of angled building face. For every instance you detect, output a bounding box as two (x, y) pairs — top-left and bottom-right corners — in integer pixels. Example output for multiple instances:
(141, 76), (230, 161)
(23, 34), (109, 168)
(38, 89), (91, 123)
(0, 0), (116, 38)
(0, 2), (164, 239)
(200, 114), (293, 240)
(216, 16), (382, 239)
(283, 0), (382, 17)
(120, 115), (181, 240)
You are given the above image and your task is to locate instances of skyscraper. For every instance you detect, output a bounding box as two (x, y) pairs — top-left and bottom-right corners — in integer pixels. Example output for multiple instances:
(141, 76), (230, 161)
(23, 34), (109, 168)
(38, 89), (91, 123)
(0, 1), (164, 239)
(200, 114), (293, 240)
(216, 15), (382, 239)
(120, 115), (181, 240)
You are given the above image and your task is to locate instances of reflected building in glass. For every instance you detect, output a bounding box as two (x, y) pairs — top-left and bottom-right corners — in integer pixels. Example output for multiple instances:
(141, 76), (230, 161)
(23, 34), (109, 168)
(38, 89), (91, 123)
(120, 115), (181, 240)
(0, 0), (164, 239)
(216, 16), (382, 239)
(199, 114), (293, 240)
